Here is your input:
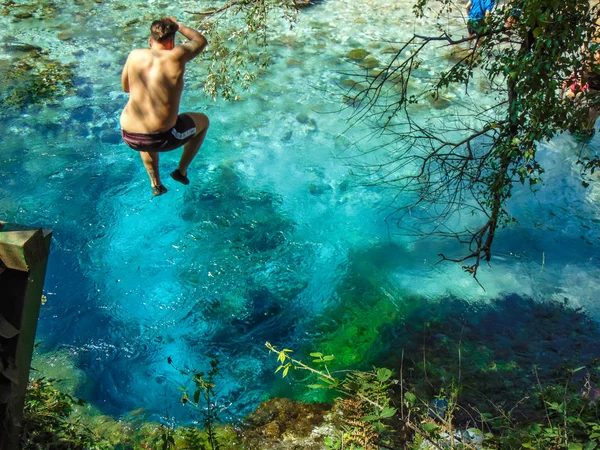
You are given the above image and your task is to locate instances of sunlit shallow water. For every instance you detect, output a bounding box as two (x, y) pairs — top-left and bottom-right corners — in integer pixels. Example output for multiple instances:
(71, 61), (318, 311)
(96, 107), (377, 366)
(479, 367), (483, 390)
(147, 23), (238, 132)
(1, 0), (600, 422)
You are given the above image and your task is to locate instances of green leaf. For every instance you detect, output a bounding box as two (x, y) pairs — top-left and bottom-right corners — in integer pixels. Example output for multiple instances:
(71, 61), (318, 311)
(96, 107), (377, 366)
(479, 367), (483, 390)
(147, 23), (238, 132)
(283, 366), (290, 377)
(530, 423), (542, 435)
(307, 384), (329, 389)
(405, 391), (416, 405)
(310, 352), (323, 358)
(568, 443), (583, 450)
(422, 422), (438, 433)
(585, 442), (598, 450)
(522, 442), (532, 448)
(323, 355), (335, 362)
(376, 368), (392, 382)
(380, 407), (396, 418)
(361, 414), (380, 422)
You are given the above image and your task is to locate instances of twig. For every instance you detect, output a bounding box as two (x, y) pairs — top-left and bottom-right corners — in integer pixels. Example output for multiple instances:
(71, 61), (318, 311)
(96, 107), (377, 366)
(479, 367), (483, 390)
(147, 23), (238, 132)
(185, 2), (239, 17)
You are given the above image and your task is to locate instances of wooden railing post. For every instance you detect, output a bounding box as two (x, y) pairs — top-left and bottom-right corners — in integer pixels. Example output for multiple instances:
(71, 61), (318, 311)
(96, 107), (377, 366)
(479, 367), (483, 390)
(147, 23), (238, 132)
(0, 222), (52, 450)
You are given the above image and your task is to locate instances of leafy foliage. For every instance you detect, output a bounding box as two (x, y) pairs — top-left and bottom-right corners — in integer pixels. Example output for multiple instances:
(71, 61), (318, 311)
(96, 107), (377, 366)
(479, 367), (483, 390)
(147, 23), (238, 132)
(20, 378), (111, 450)
(345, 0), (600, 280)
(267, 341), (600, 450)
(174, 355), (223, 450)
(184, 0), (303, 99)
(484, 368), (600, 450)
(266, 342), (401, 449)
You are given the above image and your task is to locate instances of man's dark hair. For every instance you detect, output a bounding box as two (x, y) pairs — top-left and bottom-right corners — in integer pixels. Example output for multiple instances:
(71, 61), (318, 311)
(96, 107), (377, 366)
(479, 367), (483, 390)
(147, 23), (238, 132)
(150, 18), (178, 43)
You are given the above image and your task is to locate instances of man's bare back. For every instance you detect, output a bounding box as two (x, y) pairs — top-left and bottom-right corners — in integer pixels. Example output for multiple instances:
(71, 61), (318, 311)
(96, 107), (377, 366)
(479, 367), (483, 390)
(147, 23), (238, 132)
(120, 47), (184, 133)
(120, 17), (209, 196)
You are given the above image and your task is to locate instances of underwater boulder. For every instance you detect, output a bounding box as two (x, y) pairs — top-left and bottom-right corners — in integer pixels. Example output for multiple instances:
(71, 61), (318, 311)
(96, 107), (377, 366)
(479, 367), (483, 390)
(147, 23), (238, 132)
(381, 46), (400, 55)
(359, 56), (380, 70)
(57, 32), (72, 41)
(347, 48), (369, 61)
(4, 42), (42, 53)
(441, 46), (480, 64)
(427, 94), (452, 110)
(242, 398), (331, 445)
(340, 78), (364, 91)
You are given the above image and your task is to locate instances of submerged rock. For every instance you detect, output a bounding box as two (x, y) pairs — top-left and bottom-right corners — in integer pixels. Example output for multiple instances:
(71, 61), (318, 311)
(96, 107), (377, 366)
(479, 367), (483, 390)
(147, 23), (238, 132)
(13, 12), (33, 20)
(241, 398), (332, 449)
(381, 46), (400, 54)
(308, 181), (332, 195)
(3, 42), (42, 53)
(57, 32), (72, 41)
(441, 46), (480, 64)
(360, 56), (380, 70)
(347, 48), (369, 61)
(427, 94), (452, 110)
(340, 78), (364, 91)
(296, 113), (310, 124)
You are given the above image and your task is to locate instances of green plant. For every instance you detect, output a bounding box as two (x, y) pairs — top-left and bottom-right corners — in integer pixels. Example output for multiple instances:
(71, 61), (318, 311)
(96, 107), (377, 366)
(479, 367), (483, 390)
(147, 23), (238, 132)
(158, 424), (177, 450)
(482, 368), (600, 450)
(20, 377), (111, 450)
(266, 341), (340, 389)
(175, 356), (222, 450)
(185, 0), (301, 100)
(266, 342), (400, 449)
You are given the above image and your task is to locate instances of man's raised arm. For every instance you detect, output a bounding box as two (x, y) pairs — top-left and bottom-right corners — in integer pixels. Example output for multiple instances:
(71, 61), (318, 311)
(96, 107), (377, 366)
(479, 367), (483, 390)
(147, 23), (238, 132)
(169, 17), (207, 62)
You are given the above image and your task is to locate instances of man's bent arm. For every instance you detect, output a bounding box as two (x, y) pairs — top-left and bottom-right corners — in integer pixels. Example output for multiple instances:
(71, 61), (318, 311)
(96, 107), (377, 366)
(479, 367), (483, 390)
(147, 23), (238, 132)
(170, 18), (207, 62)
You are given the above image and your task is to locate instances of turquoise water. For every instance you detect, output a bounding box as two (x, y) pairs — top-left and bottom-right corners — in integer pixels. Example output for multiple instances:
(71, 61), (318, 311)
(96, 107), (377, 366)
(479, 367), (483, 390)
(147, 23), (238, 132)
(1, 0), (600, 423)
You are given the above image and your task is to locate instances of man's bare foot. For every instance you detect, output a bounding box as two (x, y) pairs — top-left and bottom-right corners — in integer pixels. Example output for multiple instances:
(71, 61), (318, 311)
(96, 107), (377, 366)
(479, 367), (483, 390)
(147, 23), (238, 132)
(152, 185), (168, 197)
(170, 169), (190, 185)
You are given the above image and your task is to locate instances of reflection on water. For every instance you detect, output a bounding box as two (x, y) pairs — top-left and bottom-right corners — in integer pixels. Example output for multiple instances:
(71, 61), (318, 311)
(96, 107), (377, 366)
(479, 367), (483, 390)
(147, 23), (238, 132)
(1, 0), (599, 422)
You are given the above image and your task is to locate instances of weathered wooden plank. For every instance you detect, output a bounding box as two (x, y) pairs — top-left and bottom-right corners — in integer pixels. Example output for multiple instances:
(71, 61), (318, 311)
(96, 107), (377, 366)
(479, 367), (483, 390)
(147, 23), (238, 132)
(0, 225), (48, 272)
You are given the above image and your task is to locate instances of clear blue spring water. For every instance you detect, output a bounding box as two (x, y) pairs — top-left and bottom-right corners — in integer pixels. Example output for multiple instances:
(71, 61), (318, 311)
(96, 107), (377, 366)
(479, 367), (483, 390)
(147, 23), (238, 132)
(1, 0), (599, 423)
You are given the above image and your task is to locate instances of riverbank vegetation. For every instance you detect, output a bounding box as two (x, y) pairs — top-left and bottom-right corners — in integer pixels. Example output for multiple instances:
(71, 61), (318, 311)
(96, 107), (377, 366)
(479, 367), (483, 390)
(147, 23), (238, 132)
(20, 293), (600, 449)
(21, 335), (600, 449)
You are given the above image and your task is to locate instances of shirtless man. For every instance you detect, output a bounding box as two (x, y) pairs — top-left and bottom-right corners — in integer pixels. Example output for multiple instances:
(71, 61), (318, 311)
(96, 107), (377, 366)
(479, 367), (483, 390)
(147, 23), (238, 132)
(120, 17), (209, 196)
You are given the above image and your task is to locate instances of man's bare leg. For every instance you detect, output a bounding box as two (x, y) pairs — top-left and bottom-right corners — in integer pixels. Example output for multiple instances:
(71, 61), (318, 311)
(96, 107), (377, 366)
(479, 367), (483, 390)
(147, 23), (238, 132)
(171, 112), (209, 184)
(140, 151), (167, 196)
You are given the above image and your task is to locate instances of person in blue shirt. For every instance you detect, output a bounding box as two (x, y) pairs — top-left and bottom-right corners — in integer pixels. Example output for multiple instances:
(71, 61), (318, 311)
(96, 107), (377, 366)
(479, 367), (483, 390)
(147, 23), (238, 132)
(465, 0), (496, 38)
